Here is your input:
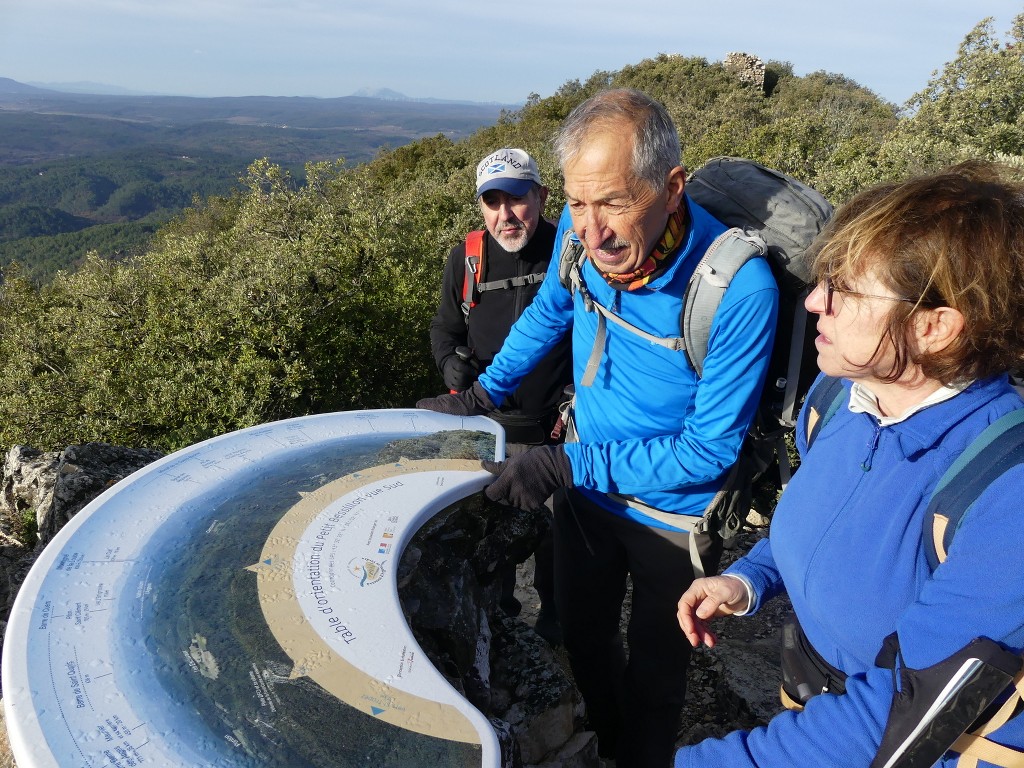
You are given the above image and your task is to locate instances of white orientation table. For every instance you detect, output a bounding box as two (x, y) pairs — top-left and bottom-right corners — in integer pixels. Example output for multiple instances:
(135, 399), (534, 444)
(2, 409), (506, 767)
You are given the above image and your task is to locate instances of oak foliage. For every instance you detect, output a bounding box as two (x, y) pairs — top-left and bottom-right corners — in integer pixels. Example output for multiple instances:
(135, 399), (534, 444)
(2, 13), (1022, 451)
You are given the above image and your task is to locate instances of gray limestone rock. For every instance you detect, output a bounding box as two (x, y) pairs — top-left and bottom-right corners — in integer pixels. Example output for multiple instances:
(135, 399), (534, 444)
(1, 445), (59, 545)
(0, 442), (164, 638)
(1, 442), (163, 550)
(396, 494), (585, 764)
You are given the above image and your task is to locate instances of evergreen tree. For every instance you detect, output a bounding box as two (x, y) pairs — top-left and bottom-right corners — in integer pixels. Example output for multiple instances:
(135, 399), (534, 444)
(879, 13), (1024, 176)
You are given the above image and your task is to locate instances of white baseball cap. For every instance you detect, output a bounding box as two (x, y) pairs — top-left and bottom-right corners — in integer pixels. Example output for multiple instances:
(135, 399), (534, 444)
(475, 148), (542, 198)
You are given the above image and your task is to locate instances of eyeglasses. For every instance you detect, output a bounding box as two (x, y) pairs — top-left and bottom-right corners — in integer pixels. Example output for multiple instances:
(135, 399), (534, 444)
(821, 276), (918, 316)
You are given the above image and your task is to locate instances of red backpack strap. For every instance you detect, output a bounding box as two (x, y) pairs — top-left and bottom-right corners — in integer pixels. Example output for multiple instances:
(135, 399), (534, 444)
(461, 230), (485, 320)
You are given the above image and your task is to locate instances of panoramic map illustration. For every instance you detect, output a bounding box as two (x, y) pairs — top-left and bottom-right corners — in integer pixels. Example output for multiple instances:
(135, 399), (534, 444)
(3, 410), (504, 767)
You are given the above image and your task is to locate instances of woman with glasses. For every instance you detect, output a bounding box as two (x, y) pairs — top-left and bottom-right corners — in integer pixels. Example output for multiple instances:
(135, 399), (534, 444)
(674, 161), (1024, 768)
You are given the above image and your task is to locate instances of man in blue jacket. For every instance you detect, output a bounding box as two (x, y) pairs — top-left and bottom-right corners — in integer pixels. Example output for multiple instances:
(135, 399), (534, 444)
(419, 89), (778, 767)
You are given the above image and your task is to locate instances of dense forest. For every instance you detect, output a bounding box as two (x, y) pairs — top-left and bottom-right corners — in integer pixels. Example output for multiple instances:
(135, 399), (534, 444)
(0, 88), (508, 280)
(1, 13), (1022, 453)
(0, 146), (249, 279)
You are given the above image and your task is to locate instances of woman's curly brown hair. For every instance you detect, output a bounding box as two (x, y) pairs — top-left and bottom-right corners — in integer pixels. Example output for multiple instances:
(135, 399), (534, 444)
(809, 160), (1024, 384)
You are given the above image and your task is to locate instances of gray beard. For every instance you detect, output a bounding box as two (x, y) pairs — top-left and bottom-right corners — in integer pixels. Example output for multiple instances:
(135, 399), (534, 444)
(495, 230), (528, 253)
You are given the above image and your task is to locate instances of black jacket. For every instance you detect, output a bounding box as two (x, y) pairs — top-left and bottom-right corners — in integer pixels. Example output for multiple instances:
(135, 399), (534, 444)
(429, 219), (572, 435)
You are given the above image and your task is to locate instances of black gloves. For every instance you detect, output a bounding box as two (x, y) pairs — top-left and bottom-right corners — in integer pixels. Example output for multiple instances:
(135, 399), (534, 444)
(416, 381), (496, 416)
(482, 445), (573, 510)
(418, 387), (574, 509)
(441, 351), (479, 393)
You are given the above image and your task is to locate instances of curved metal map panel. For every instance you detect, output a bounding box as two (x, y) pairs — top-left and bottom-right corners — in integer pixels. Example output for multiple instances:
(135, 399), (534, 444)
(2, 410), (506, 768)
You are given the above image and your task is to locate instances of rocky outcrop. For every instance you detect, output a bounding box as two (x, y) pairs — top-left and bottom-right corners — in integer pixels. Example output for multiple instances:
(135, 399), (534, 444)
(397, 495), (592, 766)
(2, 442), (164, 547)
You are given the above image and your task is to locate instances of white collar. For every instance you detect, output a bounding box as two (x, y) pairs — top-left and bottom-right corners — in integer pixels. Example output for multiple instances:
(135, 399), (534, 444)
(848, 380), (971, 426)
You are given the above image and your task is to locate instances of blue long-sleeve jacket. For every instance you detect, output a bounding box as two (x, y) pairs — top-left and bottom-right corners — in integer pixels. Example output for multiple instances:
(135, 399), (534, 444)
(676, 375), (1024, 767)
(478, 198), (779, 526)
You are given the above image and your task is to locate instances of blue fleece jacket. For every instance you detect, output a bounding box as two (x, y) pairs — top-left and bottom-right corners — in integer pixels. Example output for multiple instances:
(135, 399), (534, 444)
(478, 198), (779, 527)
(676, 375), (1024, 768)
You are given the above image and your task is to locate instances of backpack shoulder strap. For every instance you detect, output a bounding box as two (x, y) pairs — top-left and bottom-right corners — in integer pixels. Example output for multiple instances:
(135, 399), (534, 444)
(557, 229), (586, 294)
(804, 375), (846, 450)
(461, 230), (486, 320)
(681, 228), (767, 378)
(558, 227), (769, 387)
(925, 407), (1024, 569)
(803, 382), (1024, 570)
(462, 230), (547, 316)
(556, 229), (688, 386)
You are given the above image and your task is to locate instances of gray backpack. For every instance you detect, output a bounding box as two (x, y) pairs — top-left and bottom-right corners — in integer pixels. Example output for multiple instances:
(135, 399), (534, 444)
(559, 157), (833, 540)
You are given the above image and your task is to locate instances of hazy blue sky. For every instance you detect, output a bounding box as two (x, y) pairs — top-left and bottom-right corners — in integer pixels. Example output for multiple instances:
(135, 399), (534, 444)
(1, 1), (1020, 105)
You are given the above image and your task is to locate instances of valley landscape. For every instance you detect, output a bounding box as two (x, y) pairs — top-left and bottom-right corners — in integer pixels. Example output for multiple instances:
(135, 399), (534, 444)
(0, 78), (512, 280)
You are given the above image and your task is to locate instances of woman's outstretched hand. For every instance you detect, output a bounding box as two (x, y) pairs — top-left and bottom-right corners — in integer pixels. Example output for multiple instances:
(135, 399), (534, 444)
(676, 575), (750, 649)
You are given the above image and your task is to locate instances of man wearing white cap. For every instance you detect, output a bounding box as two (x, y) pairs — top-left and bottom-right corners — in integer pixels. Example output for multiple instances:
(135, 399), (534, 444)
(428, 148), (572, 643)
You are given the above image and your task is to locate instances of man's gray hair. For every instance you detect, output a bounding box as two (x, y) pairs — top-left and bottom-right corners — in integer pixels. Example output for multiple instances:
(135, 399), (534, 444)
(553, 89), (681, 192)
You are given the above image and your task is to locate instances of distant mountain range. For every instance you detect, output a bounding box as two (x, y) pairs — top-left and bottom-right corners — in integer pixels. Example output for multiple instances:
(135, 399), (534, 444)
(22, 80), (152, 96)
(2, 78), (511, 107)
(349, 86), (507, 107)
(0, 77), (48, 94)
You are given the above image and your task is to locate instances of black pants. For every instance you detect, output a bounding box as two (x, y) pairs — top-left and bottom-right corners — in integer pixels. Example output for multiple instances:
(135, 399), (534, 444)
(553, 489), (721, 768)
